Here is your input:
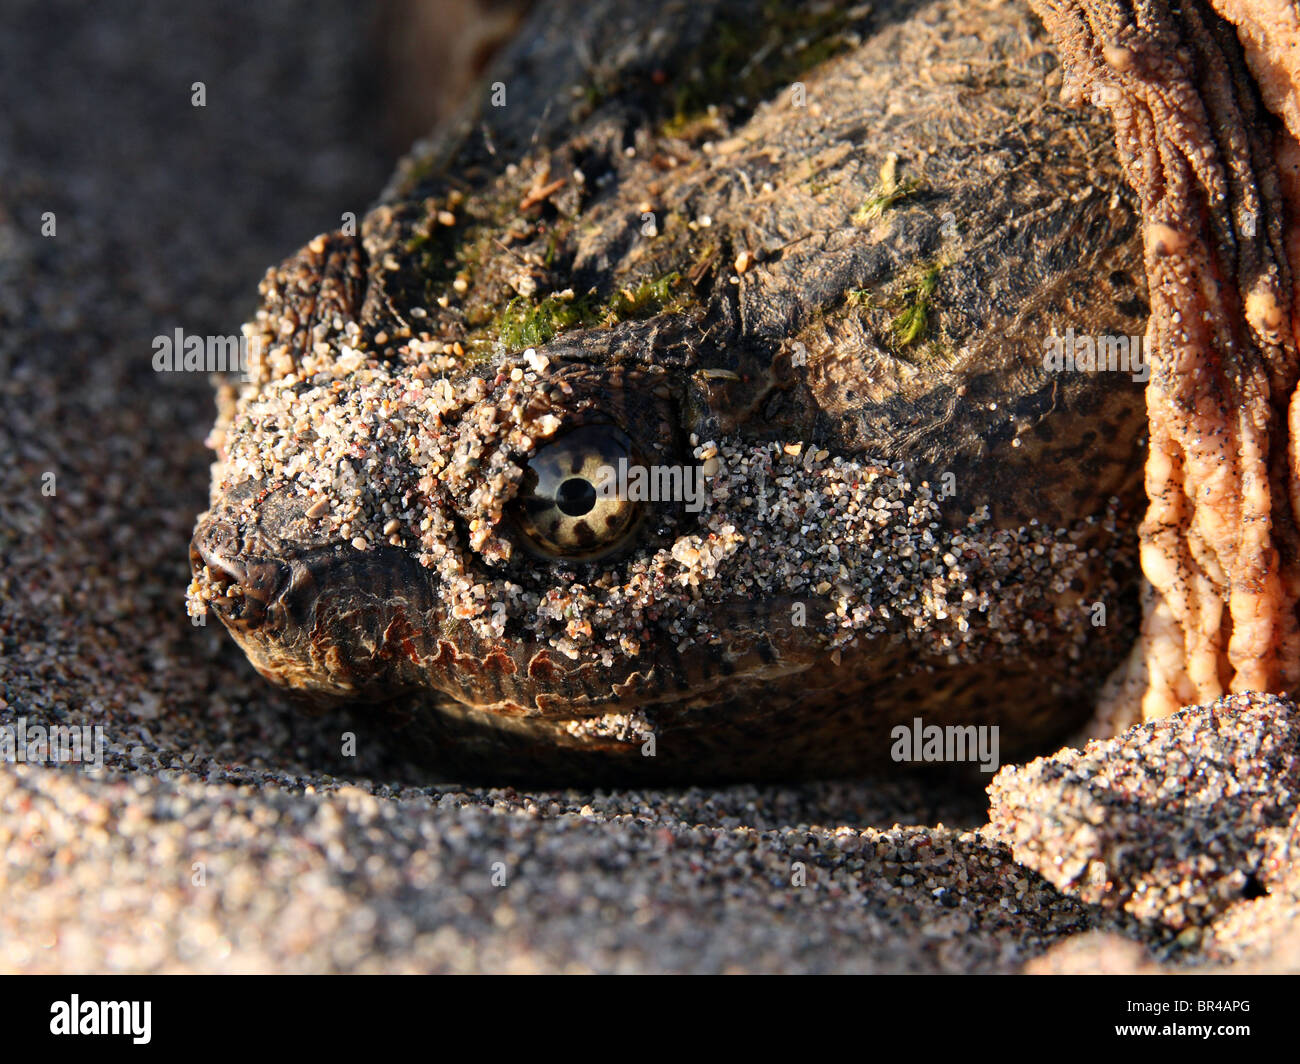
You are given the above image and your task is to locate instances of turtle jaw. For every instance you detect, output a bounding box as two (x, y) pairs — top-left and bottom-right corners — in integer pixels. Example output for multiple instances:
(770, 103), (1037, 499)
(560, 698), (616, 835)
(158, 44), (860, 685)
(188, 508), (830, 718)
(187, 516), (1116, 780)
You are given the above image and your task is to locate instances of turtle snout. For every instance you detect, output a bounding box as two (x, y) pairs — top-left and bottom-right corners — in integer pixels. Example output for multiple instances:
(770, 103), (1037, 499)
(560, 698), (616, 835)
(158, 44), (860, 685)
(189, 520), (290, 632)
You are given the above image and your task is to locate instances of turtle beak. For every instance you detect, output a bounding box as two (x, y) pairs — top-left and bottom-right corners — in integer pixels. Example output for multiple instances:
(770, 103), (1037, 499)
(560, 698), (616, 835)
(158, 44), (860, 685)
(189, 518), (289, 632)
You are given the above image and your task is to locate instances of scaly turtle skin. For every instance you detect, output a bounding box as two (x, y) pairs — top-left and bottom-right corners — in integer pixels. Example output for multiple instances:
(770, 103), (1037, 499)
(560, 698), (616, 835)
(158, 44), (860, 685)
(189, 0), (1154, 781)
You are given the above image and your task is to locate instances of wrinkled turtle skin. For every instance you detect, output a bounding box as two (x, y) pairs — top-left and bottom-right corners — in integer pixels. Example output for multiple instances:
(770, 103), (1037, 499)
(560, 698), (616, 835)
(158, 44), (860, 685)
(189, 0), (1153, 782)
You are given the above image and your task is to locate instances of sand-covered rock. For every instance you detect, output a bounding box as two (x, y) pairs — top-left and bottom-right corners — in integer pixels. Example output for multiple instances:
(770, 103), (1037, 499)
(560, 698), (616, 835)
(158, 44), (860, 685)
(988, 693), (1300, 930)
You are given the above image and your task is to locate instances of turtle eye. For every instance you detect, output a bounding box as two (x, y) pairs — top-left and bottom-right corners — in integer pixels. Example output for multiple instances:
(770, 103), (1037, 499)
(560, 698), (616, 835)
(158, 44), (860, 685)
(512, 424), (641, 560)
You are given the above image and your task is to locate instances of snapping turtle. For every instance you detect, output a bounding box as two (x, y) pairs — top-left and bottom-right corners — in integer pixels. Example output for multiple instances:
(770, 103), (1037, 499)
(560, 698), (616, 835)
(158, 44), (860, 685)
(188, 0), (1290, 781)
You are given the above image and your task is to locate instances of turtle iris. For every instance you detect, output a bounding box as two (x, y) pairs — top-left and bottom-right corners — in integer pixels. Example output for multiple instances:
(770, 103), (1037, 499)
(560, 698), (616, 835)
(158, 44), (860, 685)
(512, 424), (641, 560)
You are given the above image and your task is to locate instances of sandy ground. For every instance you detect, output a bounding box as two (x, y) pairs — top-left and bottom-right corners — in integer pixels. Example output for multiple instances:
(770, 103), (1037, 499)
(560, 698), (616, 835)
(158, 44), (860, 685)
(1, 0), (1297, 974)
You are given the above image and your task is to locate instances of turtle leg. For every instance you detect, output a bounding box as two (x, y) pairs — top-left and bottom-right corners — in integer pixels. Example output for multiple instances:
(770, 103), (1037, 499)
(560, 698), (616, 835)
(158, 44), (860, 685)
(1030, 0), (1300, 720)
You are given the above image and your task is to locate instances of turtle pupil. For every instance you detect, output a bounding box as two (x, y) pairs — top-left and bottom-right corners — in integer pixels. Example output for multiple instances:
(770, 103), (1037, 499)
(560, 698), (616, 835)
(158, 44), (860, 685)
(556, 477), (597, 517)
